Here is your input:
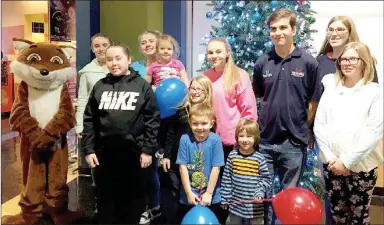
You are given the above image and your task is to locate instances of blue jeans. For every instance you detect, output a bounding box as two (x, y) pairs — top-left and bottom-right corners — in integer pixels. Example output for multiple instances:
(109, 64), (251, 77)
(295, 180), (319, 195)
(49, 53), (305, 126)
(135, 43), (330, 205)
(150, 158), (161, 207)
(259, 139), (306, 225)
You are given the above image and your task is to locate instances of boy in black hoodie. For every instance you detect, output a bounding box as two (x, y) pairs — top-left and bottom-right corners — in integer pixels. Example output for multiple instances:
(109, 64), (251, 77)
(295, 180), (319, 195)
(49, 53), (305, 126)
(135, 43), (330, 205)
(82, 42), (160, 224)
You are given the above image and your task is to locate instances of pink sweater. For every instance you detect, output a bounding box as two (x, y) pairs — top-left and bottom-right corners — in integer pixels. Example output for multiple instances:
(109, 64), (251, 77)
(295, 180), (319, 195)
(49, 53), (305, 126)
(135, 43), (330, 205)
(204, 68), (258, 145)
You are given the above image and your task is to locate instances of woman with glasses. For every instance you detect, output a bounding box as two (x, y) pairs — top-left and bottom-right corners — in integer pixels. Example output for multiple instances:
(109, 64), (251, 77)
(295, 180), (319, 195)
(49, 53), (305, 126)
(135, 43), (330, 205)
(315, 17), (378, 225)
(317, 16), (378, 84)
(314, 42), (383, 225)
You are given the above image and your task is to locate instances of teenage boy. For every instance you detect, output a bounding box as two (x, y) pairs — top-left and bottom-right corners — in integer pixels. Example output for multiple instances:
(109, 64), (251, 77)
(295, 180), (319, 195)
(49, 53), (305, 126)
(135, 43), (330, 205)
(252, 8), (321, 225)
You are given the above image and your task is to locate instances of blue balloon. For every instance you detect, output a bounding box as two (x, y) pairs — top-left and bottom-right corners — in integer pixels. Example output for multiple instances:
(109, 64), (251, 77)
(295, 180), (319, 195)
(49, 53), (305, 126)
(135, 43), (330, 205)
(154, 78), (188, 119)
(181, 205), (219, 225)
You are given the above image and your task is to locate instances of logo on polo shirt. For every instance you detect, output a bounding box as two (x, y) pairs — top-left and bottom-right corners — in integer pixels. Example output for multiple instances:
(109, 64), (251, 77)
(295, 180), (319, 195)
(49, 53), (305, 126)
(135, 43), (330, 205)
(291, 68), (305, 77)
(263, 70), (273, 78)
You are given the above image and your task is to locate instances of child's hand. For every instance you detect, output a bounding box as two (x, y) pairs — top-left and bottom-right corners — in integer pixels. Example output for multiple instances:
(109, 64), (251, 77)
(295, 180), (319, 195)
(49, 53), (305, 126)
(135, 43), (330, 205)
(187, 192), (200, 205)
(85, 153), (99, 168)
(140, 153), (152, 168)
(200, 192), (212, 206)
(220, 204), (228, 210)
(253, 197), (263, 203)
(152, 85), (156, 92)
(162, 158), (171, 172)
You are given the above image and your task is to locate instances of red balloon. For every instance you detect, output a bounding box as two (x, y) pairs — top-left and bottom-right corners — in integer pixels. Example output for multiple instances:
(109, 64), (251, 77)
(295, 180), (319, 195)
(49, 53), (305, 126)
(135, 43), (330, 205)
(272, 187), (323, 224)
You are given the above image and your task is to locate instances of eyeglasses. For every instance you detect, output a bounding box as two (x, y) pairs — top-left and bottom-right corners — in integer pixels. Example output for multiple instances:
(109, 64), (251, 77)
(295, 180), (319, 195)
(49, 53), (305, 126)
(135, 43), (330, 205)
(338, 57), (360, 65)
(189, 87), (204, 93)
(326, 27), (348, 35)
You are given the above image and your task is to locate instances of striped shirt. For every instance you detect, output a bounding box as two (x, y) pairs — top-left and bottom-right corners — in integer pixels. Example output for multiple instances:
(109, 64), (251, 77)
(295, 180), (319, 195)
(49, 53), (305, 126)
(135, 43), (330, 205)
(221, 149), (272, 219)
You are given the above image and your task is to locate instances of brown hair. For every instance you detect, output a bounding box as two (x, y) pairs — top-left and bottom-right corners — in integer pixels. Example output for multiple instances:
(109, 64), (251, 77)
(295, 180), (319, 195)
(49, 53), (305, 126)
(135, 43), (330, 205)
(267, 8), (297, 28)
(106, 41), (131, 59)
(188, 103), (215, 122)
(335, 42), (375, 85)
(317, 16), (360, 57)
(207, 37), (241, 93)
(235, 118), (261, 146)
(91, 33), (111, 47)
(156, 34), (180, 59)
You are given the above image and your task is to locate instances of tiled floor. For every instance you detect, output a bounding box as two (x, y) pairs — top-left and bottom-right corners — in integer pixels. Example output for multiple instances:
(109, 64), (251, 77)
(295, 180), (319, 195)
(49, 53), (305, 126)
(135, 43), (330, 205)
(1, 117), (383, 224)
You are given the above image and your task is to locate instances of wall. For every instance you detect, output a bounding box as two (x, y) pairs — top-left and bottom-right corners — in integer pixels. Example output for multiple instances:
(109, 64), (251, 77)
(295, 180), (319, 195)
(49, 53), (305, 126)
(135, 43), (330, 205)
(1, 1), (49, 57)
(2, 26), (24, 54)
(1, 1), (48, 27)
(191, 1), (384, 81)
(191, 1), (220, 75)
(100, 1), (163, 62)
(24, 14), (49, 43)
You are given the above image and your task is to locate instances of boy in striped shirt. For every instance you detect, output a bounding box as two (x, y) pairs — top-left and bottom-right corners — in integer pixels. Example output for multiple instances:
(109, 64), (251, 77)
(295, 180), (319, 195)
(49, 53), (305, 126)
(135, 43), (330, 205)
(221, 119), (272, 224)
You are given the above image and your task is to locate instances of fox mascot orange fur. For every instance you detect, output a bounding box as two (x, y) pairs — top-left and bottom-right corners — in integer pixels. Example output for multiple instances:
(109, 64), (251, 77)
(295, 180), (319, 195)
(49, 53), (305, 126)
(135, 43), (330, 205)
(1, 38), (83, 225)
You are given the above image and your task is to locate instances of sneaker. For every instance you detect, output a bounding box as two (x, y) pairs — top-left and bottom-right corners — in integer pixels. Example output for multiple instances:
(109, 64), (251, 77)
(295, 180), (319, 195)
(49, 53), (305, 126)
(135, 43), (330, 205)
(139, 205), (161, 224)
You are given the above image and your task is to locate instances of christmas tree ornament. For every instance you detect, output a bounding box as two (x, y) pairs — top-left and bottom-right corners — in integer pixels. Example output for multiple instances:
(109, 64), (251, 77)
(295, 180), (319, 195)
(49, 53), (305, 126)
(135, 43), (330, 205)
(206, 12), (213, 19)
(309, 17), (316, 24)
(246, 33), (253, 42)
(270, 0), (279, 8)
(215, 0), (224, 8)
(252, 12), (261, 21)
(237, 1), (246, 7)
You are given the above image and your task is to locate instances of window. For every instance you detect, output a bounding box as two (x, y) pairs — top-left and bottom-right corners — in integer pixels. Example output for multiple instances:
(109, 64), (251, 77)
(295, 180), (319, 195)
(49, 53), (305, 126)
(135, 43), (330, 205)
(32, 22), (44, 33)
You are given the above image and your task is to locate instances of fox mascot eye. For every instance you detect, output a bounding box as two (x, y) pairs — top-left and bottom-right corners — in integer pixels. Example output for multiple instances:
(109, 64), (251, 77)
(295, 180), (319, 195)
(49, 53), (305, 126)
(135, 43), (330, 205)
(50, 56), (64, 64)
(26, 53), (41, 63)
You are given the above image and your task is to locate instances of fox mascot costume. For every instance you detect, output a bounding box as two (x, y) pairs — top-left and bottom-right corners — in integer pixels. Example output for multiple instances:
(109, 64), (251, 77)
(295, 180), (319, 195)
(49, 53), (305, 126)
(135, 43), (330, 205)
(1, 38), (83, 224)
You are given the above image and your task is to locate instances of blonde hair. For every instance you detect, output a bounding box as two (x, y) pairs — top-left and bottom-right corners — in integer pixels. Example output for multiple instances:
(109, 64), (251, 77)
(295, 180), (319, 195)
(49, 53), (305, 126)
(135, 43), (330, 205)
(138, 30), (162, 45)
(235, 118), (261, 146)
(156, 34), (180, 59)
(180, 75), (214, 117)
(207, 37), (241, 93)
(317, 16), (360, 58)
(188, 103), (216, 122)
(335, 42), (375, 85)
(267, 8), (297, 28)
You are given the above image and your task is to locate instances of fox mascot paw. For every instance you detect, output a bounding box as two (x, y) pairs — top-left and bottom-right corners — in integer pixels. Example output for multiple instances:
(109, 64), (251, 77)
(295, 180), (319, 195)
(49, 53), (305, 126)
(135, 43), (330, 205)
(2, 38), (83, 224)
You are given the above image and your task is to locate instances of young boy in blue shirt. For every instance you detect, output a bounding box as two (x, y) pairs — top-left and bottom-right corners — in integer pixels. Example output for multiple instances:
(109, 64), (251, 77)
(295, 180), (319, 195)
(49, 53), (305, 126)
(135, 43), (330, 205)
(175, 103), (225, 224)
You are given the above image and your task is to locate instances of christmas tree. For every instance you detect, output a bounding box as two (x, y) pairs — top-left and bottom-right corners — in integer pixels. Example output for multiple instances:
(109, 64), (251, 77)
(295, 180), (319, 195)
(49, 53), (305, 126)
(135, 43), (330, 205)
(200, 0), (324, 202)
(199, 0), (318, 75)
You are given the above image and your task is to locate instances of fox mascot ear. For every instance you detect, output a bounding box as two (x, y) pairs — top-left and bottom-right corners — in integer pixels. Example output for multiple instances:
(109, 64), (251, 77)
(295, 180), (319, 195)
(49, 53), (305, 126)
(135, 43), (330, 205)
(59, 45), (76, 61)
(12, 38), (76, 61)
(12, 38), (34, 54)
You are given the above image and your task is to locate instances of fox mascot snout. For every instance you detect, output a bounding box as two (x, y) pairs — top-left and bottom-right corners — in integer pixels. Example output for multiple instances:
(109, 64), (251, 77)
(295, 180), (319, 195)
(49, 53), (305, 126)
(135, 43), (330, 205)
(1, 38), (83, 225)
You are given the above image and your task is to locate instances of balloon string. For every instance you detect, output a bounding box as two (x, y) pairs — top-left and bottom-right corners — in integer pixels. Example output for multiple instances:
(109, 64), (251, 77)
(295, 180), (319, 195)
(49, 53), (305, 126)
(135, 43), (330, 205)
(198, 143), (204, 199)
(225, 198), (272, 205)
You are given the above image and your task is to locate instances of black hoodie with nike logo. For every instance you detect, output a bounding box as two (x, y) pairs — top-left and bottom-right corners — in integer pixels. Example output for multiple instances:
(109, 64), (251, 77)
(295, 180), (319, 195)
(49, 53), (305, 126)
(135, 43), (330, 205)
(82, 68), (160, 163)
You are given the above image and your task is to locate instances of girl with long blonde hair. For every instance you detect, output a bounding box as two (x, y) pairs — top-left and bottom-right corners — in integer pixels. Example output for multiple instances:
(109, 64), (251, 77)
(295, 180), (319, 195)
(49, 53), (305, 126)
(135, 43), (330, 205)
(203, 37), (257, 161)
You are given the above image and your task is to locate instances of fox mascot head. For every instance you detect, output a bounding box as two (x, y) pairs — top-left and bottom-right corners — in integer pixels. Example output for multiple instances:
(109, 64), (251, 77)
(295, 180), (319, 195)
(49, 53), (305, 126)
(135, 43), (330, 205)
(11, 38), (75, 89)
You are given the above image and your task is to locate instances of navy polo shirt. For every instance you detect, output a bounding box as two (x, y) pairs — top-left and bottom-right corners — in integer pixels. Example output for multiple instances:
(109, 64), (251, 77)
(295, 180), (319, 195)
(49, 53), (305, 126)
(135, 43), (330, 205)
(253, 46), (321, 145)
